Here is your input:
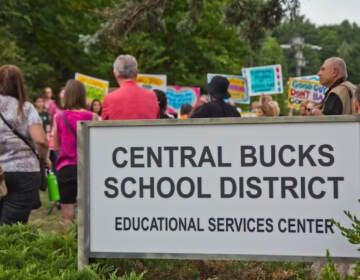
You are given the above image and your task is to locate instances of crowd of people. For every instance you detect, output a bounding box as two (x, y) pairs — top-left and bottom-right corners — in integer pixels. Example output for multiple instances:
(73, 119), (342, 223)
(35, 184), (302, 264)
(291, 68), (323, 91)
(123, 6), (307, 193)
(0, 54), (359, 227)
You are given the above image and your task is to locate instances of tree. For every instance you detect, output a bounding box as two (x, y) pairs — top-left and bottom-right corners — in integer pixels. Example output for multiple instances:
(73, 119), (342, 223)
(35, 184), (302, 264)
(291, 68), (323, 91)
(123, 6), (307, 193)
(337, 41), (360, 83)
(224, 0), (299, 66)
(81, 0), (250, 88)
(0, 0), (112, 95)
(272, 15), (322, 78)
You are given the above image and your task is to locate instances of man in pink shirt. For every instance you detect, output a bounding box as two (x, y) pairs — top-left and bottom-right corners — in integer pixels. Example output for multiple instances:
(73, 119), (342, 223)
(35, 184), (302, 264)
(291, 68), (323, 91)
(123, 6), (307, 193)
(101, 54), (160, 120)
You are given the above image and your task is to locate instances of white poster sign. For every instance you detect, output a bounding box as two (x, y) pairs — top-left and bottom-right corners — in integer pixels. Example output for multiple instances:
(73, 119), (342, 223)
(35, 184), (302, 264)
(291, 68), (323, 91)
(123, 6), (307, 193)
(83, 119), (359, 261)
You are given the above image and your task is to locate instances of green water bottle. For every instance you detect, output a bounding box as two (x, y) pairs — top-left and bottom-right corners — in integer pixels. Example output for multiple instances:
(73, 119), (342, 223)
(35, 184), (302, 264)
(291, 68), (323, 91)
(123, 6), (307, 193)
(47, 170), (60, 201)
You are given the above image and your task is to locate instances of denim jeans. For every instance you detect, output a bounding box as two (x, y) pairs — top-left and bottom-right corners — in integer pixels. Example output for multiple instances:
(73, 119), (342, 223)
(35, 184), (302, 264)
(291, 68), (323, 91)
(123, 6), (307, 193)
(0, 172), (40, 225)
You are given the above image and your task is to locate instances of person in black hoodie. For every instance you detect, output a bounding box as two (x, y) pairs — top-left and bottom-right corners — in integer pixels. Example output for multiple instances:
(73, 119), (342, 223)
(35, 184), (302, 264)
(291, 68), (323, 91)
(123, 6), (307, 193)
(190, 75), (240, 118)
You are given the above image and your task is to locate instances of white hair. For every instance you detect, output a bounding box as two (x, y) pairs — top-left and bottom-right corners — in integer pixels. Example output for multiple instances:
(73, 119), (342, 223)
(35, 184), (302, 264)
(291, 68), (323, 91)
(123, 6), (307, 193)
(326, 57), (348, 80)
(113, 54), (138, 79)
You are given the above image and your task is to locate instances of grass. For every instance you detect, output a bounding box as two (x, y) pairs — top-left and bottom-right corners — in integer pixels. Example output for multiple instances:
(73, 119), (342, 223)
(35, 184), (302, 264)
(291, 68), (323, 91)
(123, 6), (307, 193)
(29, 190), (63, 232)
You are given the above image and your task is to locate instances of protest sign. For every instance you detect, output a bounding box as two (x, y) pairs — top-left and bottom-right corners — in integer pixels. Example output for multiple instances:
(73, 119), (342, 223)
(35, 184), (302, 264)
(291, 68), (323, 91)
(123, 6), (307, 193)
(166, 86), (200, 114)
(207, 74), (249, 104)
(75, 73), (109, 101)
(288, 78), (327, 109)
(242, 65), (283, 96)
(136, 74), (167, 93)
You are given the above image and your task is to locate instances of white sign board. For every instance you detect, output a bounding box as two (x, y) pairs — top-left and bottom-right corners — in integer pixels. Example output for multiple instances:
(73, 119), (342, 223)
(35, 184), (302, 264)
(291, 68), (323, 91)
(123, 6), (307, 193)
(82, 119), (359, 261)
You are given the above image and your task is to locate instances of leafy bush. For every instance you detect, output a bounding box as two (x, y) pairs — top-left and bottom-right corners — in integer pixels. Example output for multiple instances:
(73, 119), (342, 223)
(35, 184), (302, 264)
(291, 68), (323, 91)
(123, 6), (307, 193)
(333, 210), (360, 251)
(316, 207), (360, 280)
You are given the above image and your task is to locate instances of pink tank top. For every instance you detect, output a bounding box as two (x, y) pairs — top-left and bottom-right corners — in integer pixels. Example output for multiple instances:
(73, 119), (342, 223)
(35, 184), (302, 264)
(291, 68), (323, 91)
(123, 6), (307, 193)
(55, 110), (93, 171)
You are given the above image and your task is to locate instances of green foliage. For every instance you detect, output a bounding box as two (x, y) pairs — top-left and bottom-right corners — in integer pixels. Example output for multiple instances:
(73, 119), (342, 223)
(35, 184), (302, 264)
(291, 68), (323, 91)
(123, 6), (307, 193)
(273, 15), (360, 84)
(88, 0), (250, 88)
(0, 224), (76, 279)
(333, 210), (360, 250)
(315, 206), (360, 280)
(314, 250), (359, 280)
(0, 0), (113, 94)
(2, 0), (360, 114)
(118, 271), (146, 280)
(318, 250), (342, 280)
(0, 223), (145, 279)
(331, 209), (360, 279)
(224, 0), (288, 66)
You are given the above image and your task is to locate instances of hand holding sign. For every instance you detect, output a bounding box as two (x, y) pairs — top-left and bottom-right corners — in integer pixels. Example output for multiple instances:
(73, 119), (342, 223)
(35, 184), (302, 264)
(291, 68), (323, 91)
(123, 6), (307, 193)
(166, 86), (198, 113)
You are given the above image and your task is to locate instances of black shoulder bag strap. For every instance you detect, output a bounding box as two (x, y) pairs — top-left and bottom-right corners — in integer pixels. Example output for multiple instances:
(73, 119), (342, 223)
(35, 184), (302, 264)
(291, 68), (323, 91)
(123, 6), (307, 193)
(0, 112), (40, 160)
(0, 111), (48, 193)
(59, 112), (76, 137)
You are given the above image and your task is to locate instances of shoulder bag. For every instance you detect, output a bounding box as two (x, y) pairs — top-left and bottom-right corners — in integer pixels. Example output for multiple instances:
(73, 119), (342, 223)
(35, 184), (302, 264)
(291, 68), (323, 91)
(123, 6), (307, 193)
(0, 112), (47, 192)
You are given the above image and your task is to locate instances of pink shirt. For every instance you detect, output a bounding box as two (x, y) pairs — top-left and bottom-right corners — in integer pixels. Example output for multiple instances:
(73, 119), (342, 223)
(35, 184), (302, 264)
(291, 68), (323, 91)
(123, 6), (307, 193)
(101, 80), (159, 120)
(55, 110), (93, 171)
(47, 100), (58, 119)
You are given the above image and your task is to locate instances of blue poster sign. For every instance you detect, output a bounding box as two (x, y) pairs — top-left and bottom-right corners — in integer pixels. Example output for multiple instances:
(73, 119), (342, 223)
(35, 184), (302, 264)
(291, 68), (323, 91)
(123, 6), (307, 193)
(242, 65), (283, 96)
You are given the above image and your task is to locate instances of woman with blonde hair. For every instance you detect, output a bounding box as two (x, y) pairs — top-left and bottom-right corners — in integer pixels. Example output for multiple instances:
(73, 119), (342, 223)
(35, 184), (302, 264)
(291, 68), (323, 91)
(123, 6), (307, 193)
(256, 103), (276, 117)
(53, 79), (98, 225)
(0, 65), (50, 225)
(299, 99), (311, 116)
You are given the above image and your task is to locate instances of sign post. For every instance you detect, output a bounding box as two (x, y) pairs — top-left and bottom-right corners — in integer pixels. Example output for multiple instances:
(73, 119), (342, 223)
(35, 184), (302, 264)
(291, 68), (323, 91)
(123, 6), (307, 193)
(78, 116), (360, 269)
